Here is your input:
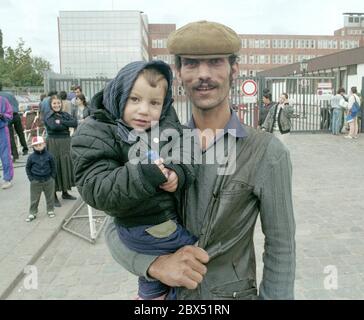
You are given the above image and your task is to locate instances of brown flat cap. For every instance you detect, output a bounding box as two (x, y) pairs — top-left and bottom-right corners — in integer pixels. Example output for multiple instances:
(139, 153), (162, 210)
(167, 20), (241, 58)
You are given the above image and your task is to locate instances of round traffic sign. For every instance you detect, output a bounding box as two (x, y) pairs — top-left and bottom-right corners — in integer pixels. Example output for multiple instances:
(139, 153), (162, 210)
(241, 80), (258, 96)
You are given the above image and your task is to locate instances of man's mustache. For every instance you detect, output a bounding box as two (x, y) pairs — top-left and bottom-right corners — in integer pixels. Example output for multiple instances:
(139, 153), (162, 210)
(192, 80), (219, 90)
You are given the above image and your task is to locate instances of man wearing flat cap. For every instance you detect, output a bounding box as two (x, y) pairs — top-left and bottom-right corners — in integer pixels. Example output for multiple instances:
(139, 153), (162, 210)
(105, 20), (296, 300)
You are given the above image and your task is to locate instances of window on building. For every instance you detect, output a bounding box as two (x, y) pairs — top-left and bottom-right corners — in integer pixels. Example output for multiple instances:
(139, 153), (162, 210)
(239, 69), (248, 76)
(177, 85), (185, 96)
(349, 17), (353, 23)
(152, 39), (167, 48)
(239, 55), (248, 64)
(154, 54), (173, 64)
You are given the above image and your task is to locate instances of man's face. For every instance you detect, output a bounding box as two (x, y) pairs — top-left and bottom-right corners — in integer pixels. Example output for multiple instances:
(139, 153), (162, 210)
(263, 96), (270, 105)
(75, 88), (82, 96)
(177, 57), (238, 111)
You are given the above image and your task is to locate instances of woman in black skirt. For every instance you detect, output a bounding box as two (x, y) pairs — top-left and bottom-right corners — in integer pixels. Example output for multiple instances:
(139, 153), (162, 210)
(44, 95), (78, 207)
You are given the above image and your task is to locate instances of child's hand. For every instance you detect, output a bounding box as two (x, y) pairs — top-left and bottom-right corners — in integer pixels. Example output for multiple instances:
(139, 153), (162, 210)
(55, 119), (61, 124)
(159, 170), (178, 192)
(154, 158), (168, 178)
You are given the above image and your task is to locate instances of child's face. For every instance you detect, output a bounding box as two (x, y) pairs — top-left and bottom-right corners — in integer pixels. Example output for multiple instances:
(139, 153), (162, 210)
(33, 143), (46, 151)
(123, 75), (166, 131)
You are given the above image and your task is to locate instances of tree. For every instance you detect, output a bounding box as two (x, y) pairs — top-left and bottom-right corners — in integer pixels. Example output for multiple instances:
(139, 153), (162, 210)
(31, 56), (52, 86)
(0, 38), (52, 87)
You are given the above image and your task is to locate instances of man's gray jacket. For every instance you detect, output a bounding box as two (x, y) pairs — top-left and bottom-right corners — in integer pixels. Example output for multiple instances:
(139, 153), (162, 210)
(104, 119), (296, 300)
(262, 103), (294, 134)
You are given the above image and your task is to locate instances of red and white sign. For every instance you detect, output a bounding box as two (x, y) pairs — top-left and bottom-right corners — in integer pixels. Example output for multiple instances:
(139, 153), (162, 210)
(318, 82), (332, 89)
(317, 82), (333, 101)
(241, 80), (258, 96)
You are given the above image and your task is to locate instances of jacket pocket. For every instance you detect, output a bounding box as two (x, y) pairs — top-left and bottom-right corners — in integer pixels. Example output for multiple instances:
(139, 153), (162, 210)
(210, 279), (257, 300)
(218, 180), (253, 195)
(205, 181), (257, 246)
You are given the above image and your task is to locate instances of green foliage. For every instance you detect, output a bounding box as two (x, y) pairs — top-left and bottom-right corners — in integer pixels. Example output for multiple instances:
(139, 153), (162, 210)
(0, 38), (52, 87)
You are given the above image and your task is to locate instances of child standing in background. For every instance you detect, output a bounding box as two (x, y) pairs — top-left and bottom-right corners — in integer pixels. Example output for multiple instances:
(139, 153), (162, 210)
(25, 136), (56, 222)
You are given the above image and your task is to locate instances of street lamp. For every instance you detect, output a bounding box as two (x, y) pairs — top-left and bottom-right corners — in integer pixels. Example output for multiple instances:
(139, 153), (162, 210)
(300, 59), (308, 118)
(300, 59), (308, 75)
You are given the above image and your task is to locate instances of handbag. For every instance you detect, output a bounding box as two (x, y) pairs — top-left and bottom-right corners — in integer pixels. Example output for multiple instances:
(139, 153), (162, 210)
(350, 98), (360, 117)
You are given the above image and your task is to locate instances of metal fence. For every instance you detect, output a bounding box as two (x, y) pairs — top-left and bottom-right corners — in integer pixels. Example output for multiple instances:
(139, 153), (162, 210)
(47, 78), (111, 103)
(3, 86), (44, 96)
(46, 75), (339, 132)
(46, 76), (193, 124)
(230, 76), (336, 132)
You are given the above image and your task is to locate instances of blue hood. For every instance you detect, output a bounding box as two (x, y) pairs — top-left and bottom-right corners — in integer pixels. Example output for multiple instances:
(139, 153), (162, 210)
(102, 60), (173, 122)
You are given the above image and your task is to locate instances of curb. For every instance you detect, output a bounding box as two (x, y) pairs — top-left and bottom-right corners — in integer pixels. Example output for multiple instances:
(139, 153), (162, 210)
(0, 198), (83, 300)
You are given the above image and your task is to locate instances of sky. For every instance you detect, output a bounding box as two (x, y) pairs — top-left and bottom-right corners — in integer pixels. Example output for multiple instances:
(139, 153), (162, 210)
(1, 0), (364, 72)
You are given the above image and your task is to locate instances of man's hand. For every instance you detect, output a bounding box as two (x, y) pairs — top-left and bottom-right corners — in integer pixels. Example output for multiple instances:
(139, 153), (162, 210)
(148, 246), (209, 289)
(159, 170), (178, 192)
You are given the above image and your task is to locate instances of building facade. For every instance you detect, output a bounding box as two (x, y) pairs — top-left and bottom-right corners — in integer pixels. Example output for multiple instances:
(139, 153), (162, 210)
(57, 12), (364, 79)
(149, 13), (364, 76)
(238, 13), (364, 76)
(58, 10), (149, 78)
(257, 46), (364, 95)
(149, 24), (176, 67)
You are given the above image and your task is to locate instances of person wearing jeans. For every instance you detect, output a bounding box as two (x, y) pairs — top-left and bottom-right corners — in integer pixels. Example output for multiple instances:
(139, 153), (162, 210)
(0, 95), (14, 189)
(331, 88), (347, 135)
(345, 87), (361, 139)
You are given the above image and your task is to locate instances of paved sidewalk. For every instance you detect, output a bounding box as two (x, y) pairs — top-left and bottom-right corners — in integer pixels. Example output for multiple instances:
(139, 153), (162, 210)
(3, 133), (364, 300)
(0, 154), (81, 299)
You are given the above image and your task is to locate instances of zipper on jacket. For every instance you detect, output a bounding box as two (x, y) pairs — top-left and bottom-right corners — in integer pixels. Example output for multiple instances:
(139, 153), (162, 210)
(198, 191), (218, 249)
(197, 191), (218, 298)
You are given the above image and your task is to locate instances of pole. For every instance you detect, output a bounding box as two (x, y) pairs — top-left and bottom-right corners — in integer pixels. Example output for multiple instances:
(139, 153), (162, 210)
(87, 205), (97, 240)
(361, 77), (364, 133)
(302, 78), (306, 118)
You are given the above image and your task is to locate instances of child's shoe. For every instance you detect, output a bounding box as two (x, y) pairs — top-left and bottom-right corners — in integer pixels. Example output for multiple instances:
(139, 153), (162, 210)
(26, 213), (37, 222)
(47, 211), (55, 218)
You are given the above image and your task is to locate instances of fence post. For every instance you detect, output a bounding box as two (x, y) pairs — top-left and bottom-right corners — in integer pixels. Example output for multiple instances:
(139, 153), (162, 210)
(361, 77), (364, 133)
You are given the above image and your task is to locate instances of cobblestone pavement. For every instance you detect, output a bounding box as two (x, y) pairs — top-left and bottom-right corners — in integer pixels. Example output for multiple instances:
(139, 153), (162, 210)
(6, 133), (364, 300)
(0, 154), (79, 298)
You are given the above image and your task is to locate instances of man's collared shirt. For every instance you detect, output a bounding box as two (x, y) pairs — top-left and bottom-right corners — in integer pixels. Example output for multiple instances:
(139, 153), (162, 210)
(186, 109), (248, 150)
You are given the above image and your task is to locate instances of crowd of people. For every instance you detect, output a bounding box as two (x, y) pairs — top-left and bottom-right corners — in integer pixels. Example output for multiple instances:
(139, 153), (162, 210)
(257, 86), (362, 142)
(0, 82), (90, 221)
